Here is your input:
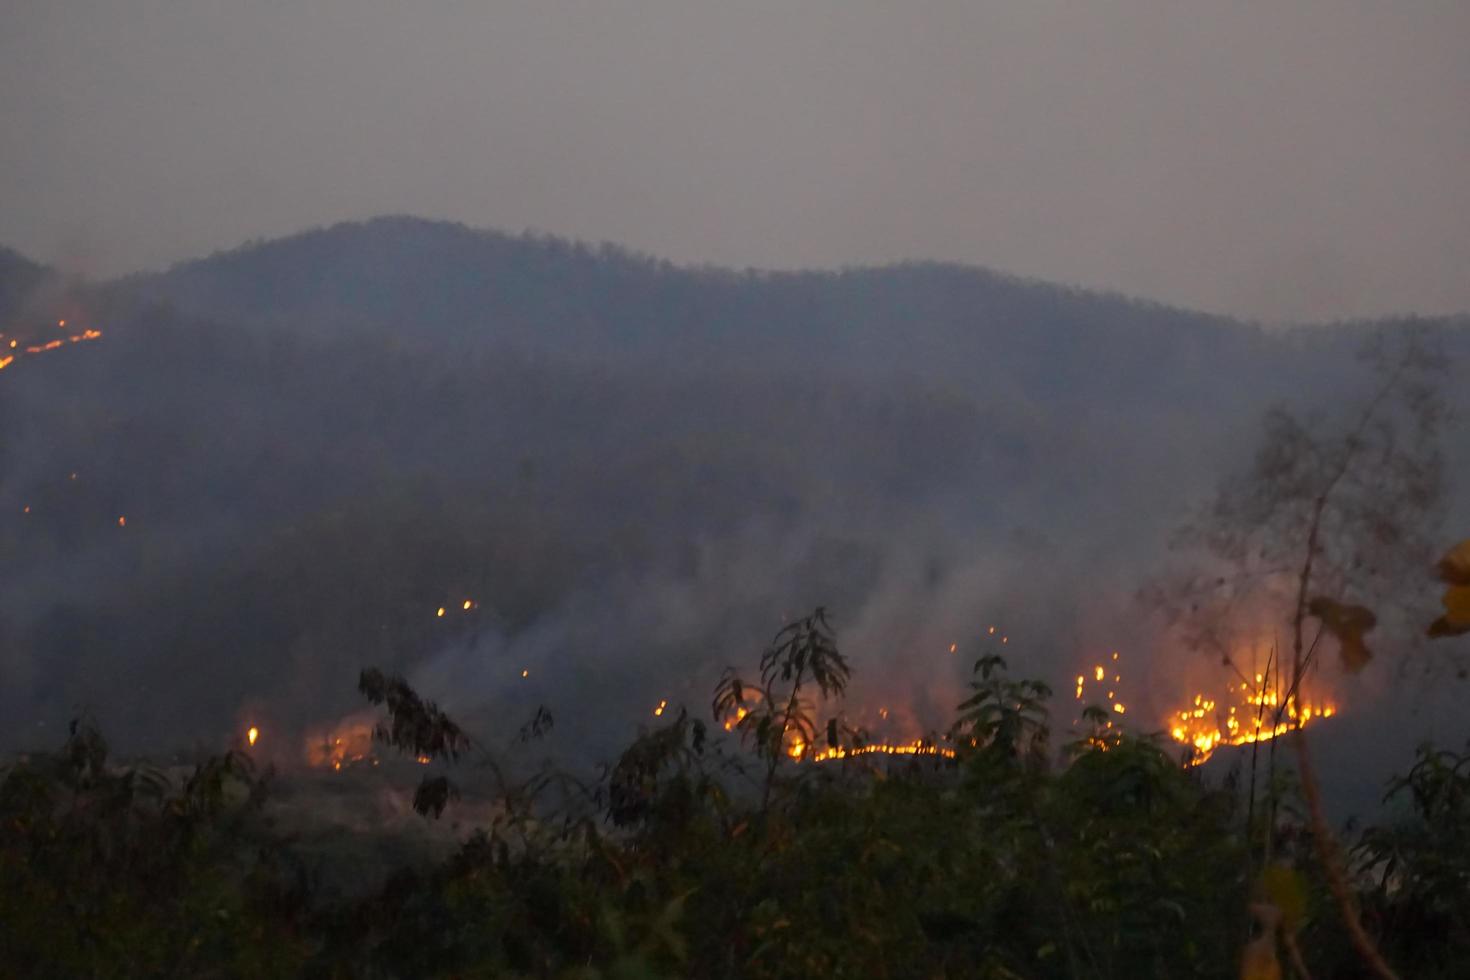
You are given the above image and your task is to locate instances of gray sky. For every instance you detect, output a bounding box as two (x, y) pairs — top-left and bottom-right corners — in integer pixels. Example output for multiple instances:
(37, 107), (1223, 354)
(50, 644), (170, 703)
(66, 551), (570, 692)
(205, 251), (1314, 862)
(3, 1), (1468, 321)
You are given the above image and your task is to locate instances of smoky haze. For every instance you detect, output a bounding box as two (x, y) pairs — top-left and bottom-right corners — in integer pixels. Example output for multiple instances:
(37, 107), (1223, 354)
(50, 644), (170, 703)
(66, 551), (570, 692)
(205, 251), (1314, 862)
(1, 2), (1469, 820)
(0, 219), (1466, 822)
(3, 2), (1470, 322)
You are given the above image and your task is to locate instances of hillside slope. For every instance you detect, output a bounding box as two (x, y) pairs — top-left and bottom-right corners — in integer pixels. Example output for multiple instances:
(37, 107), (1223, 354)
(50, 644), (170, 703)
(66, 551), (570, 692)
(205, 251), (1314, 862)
(0, 221), (1464, 783)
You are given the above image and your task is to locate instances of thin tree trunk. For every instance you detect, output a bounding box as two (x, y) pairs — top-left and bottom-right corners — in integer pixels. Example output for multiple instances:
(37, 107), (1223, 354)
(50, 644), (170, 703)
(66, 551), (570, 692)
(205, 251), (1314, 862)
(1282, 929), (1313, 980)
(1288, 494), (1399, 980)
(1290, 728), (1399, 980)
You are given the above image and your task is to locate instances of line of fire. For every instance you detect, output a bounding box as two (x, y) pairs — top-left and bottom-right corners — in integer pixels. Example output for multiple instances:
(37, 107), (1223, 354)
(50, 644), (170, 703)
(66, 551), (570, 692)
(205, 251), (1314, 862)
(0, 318), (103, 374)
(246, 624), (1339, 774)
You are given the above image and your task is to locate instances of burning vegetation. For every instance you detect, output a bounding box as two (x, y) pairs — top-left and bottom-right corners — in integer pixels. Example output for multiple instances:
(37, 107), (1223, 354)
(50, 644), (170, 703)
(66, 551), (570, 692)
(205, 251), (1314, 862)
(1071, 646), (1339, 765)
(1167, 674), (1336, 764)
(3, 318), (138, 530)
(295, 600), (1347, 777)
(304, 715), (378, 771)
(0, 319), (103, 374)
(807, 739), (956, 762)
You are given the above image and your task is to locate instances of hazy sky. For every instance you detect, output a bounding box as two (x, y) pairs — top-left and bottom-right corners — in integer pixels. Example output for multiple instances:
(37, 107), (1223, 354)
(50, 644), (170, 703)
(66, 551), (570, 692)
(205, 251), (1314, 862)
(3, 1), (1468, 321)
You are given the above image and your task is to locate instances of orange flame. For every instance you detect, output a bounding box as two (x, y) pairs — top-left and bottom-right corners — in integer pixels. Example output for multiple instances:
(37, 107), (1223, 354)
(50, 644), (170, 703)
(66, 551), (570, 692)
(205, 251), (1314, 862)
(809, 739), (956, 763)
(305, 715), (377, 770)
(1072, 648), (1340, 765)
(1168, 680), (1336, 765)
(0, 323), (102, 374)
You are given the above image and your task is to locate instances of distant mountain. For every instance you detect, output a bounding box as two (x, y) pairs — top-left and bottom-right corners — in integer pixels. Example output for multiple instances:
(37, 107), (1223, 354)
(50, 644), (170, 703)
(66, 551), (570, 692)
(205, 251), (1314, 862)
(130, 216), (1281, 407)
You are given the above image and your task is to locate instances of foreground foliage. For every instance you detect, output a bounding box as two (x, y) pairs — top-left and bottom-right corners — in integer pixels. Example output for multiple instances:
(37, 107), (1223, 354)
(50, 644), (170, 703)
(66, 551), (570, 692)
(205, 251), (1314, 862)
(2, 623), (1467, 978)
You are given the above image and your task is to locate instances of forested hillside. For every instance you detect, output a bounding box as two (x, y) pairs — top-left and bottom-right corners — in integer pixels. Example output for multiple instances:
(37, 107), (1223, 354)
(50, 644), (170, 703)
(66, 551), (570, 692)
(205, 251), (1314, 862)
(1, 219), (1465, 769)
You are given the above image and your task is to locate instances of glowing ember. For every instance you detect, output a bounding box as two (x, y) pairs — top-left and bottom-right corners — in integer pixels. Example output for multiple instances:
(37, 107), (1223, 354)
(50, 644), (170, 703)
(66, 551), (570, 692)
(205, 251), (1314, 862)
(436, 606), (445, 617)
(462, 599), (473, 610)
(247, 726), (259, 746)
(653, 699), (667, 717)
(305, 715), (377, 770)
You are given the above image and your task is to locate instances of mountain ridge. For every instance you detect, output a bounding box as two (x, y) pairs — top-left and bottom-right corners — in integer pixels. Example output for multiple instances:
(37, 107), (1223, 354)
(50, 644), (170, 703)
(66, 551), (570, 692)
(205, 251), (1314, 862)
(7, 217), (1467, 335)
(123, 215), (1254, 332)
(91, 215), (1302, 421)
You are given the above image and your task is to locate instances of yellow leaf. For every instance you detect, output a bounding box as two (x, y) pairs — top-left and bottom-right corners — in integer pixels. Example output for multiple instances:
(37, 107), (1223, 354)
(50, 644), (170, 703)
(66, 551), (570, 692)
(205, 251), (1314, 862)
(1436, 539), (1470, 586)
(1444, 585), (1470, 625)
(1259, 866), (1308, 934)
(1241, 903), (1283, 980)
(1428, 584), (1470, 638)
(1241, 948), (1282, 980)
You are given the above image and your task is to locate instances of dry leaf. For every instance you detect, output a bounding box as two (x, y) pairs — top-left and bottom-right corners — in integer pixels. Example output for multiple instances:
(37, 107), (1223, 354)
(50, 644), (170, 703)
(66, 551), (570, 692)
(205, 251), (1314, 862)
(1307, 596), (1377, 672)
(1259, 866), (1308, 934)
(1435, 539), (1470, 586)
(1241, 903), (1283, 980)
(1428, 584), (1470, 638)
